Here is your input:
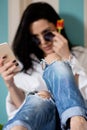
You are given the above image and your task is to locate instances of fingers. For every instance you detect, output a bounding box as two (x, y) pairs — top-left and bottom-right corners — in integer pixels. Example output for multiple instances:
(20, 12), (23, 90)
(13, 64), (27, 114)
(0, 60), (17, 72)
(0, 55), (7, 67)
(0, 56), (19, 88)
(2, 64), (17, 77)
(52, 31), (67, 42)
(52, 32), (67, 53)
(51, 31), (71, 59)
(0, 57), (19, 81)
(52, 31), (68, 47)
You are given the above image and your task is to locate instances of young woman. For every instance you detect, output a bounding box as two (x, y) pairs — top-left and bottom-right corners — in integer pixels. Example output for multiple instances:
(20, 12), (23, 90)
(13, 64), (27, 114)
(0, 2), (87, 130)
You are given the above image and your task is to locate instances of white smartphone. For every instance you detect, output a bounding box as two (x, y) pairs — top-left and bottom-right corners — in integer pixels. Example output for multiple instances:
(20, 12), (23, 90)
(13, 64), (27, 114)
(0, 42), (21, 71)
(0, 42), (16, 63)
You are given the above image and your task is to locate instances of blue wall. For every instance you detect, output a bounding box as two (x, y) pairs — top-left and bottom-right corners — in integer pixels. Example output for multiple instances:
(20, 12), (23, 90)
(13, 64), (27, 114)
(59, 0), (84, 46)
(0, 78), (8, 124)
(0, 0), (8, 124)
(0, 0), (8, 43)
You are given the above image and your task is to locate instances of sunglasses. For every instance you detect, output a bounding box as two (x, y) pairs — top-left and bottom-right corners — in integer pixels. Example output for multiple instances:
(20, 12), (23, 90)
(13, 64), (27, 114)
(31, 31), (55, 46)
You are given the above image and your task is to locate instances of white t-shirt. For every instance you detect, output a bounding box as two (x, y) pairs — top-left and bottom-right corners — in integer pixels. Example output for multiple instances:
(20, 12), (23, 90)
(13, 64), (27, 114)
(6, 46), (87, 120)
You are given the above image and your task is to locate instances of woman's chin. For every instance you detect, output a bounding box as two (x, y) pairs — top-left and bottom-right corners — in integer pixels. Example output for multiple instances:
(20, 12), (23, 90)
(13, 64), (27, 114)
(45, 50), (54, 56)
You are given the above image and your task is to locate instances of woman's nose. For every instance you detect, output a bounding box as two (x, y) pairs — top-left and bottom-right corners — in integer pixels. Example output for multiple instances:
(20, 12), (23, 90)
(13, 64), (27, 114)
(40, 35), (46, 45)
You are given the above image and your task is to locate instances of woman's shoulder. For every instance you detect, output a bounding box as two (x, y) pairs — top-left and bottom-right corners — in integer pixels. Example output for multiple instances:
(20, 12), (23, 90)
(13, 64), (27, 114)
(72, 46), (87, 73)
(72, 46), (87, 54)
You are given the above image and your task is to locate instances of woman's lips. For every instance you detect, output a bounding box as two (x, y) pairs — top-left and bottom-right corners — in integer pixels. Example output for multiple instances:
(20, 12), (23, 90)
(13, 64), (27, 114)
(44, 45), (52, 51)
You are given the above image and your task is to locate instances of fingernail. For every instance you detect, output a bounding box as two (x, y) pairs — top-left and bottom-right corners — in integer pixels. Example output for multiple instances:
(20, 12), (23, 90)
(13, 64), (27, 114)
(15, 63), (19, 66)
(12, 60), (16, 63)
(2, 55), (7, 59)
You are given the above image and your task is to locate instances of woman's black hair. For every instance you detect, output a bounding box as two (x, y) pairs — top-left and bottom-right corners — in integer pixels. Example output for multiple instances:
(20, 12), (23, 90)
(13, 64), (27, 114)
(12, 2), (72, 73)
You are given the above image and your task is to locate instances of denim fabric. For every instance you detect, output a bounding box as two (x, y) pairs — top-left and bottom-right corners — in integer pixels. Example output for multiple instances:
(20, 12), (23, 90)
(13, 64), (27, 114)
(3, 94), (56, 130)
(43, 61), (87, 129)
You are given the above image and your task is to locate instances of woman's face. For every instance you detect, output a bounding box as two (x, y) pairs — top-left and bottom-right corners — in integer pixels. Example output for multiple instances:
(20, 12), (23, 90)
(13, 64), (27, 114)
(30, 19), (56, 56)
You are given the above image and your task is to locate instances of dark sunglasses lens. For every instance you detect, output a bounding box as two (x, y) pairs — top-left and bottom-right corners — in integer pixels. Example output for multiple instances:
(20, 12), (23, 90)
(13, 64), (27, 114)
(32, 36), (40, 45)
(44, 32), (55, 41)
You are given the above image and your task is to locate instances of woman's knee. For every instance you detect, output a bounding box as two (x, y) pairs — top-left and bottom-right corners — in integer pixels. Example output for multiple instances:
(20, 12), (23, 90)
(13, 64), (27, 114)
(30, 95), (56, 120)
(11, 126), (28, 130)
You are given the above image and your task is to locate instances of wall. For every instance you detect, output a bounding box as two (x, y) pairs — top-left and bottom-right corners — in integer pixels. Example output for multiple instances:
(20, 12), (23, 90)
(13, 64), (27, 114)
(0, 0), (8, 43)
(59, 0), (84, 46)
(8, 0), (31, 44)
(0, 78), (8, 124)
(0, 0), (8, 124)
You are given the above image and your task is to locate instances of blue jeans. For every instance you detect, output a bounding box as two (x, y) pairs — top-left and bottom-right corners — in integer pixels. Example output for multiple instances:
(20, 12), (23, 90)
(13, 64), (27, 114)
(43, 61), (87, 129)
(3, 94), (56, 130)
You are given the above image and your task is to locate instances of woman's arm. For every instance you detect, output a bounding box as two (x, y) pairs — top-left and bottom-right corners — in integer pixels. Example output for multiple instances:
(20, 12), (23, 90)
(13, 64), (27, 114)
(7, 84), (25, 108)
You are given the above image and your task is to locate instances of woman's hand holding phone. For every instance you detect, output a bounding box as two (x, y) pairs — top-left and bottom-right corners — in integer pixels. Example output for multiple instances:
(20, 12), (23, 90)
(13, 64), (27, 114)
(0, 56), (19, 88)
(0, 42), (20, 88)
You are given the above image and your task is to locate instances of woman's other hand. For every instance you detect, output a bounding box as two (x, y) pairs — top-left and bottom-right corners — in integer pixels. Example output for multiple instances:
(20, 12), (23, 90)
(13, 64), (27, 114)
(52, 31), (71, 60)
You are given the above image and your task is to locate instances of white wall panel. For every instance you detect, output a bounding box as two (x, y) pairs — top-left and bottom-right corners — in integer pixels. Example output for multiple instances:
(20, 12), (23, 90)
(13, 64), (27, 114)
(8, 0), (31, 44)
